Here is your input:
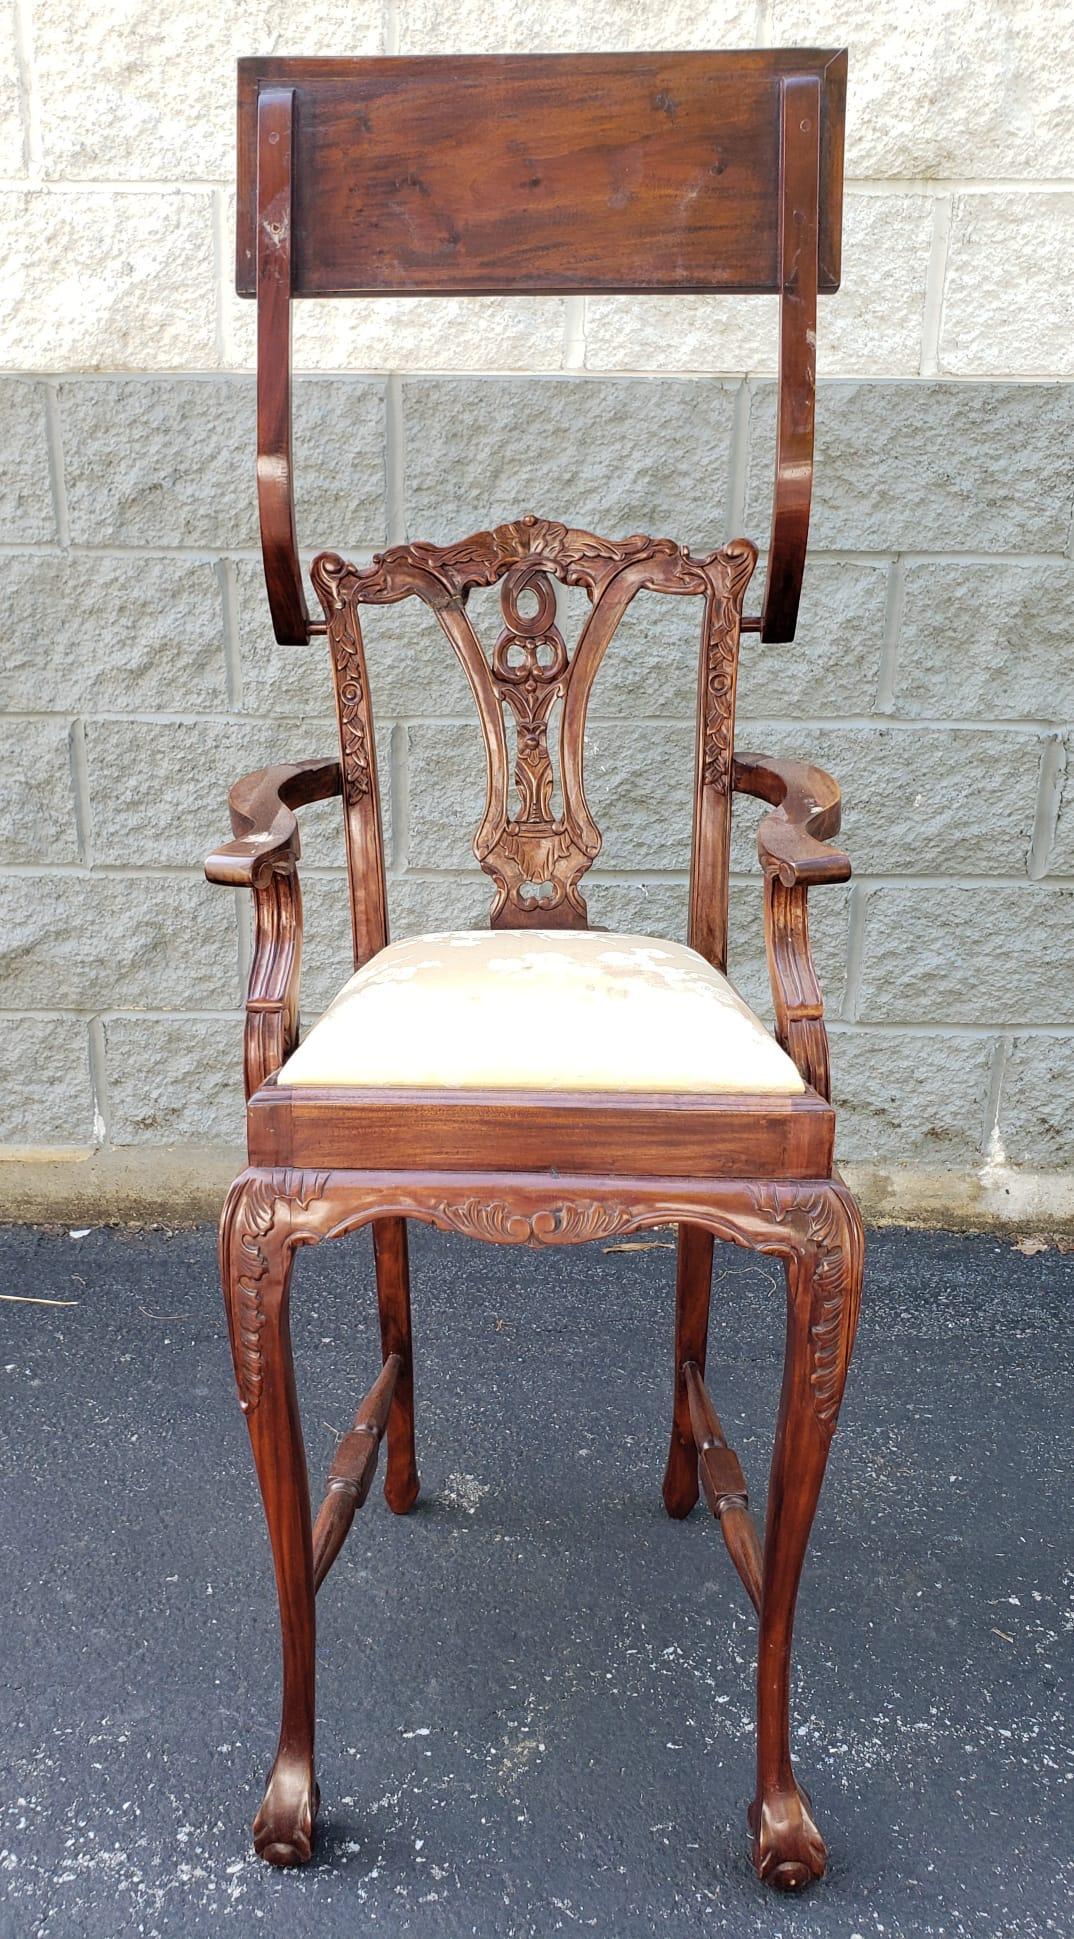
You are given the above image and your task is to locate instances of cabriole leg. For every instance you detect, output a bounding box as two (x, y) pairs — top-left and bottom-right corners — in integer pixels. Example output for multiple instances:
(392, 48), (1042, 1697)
(662, 1223), (714, 1517)
(372, 1216), (420, 1513)
(220, 1173), (318, 1867)
(751, 1183), (864, 1890)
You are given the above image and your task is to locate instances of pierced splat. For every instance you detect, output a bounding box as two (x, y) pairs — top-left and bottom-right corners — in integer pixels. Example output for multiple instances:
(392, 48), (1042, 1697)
(313, 516), (756, 938)
(485, 558), (585, 923)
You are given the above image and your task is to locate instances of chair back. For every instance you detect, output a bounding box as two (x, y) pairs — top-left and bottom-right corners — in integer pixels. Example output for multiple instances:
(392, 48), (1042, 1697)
(237, 51), (846, 645)
(236, 51), (847, 969)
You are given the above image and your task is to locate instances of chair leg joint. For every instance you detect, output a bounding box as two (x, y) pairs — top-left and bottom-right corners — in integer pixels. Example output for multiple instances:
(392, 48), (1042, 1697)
(311, 1353), (401, 1592)
(682, 1360), (764, 1615)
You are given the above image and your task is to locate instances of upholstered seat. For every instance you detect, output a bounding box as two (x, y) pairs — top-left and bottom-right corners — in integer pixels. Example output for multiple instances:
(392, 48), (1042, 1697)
(276, 930), (805, 1095)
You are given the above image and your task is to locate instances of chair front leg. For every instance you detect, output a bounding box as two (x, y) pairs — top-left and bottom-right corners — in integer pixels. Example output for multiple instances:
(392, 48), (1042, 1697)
(751, 1181), (864, 1890)
(220, 1172), (319, 1866)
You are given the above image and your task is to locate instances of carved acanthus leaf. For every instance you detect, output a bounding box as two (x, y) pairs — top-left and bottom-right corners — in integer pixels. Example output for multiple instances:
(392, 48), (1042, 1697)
(231, 1170), (330, 1412)
(750, 1184), (860, 1434)
(425, 1198), (640, 1246)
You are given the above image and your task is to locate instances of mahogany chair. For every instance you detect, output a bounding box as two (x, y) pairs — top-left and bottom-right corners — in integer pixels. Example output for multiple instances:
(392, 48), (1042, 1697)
(207, 50), (863, 1892)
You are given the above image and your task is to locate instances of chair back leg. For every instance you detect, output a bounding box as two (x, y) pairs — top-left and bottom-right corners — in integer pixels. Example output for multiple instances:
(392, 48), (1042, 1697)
(662, 1223), (714, 1517)
(373, 1216), (420, 1514)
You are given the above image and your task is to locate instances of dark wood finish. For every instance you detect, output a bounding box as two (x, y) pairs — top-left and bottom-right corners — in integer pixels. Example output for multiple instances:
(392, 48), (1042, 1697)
(734, 751), (851, 1100)
(208, 523), (855, 1886)
(240, 52), (845, 646)
(205, 758), (341, 1097)
(217, 1166), (864, 1880)
(219, 1172), (318, 1867)
(662, 1224), (714, 1517)
(683, 1358), (764, 1614)
(760, 76), (820, 644)
(248, 1083), (834, 1179)
(372, 1218), (419, 1514)
(236, 53), (846, 298)
(311, 1352), (401, 1590)
(256, 88), (311, 645)
(207, 45), (864, 1893)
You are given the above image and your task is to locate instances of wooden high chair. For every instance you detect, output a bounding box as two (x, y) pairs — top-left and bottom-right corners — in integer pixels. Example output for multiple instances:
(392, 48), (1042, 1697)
(208, 50), (862, 1892)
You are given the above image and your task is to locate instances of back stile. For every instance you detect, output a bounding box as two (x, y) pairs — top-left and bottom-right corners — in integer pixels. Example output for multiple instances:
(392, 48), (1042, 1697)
(688, 541), (758, 971)
(311, 555), (390, 968)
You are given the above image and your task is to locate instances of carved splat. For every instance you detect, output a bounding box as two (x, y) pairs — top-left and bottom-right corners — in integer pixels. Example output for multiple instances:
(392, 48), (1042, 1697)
(313, 518), (756, 933)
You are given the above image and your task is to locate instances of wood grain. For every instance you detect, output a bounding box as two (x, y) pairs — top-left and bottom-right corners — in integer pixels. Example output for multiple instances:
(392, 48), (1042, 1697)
(237, 52), (846, 298)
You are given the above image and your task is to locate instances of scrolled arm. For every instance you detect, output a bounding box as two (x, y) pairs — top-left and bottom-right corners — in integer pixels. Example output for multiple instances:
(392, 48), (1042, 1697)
(732, 751), (850, 888)
(732, 753), (850, 1100)
(205, 759), (342, 1098)
(205, 757), (342, 887)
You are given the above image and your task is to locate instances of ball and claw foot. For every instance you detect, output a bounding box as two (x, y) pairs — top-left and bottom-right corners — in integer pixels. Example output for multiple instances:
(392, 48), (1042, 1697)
(253, 1759), (320, 1868)
(749, 1783), (828, 1891)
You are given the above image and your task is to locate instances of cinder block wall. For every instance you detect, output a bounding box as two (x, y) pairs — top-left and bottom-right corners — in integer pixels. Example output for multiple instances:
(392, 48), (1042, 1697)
(2, 2), (1073, 1213)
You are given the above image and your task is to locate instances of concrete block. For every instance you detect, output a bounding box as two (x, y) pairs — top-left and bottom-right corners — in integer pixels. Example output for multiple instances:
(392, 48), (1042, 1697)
(230, 292), (569, 375)
(61, 376), (387, 549)
(999, 1035), (1074, 1167)
(730, 725), (1043, 877)
(235, 558), (474, 722)
(746, 382), (1074, 553)
(830, 1026), (994, 1165)
(0, 381), (57, 542)
(0, 718), (80, 864)
(737, 559), (889, 717)
(300, 871), (501, 1016)
(586, 878), (690, 945)
(396, 0), (758, 53)
(895, 561), (1074, 724)
(294, 872), (359, 1017)
(1045, 748), (1074, 875)
(940, 195), (1074, 379)
(770, 0), (1074, 180)
(402, 377), (737, 550)
(857, 885), (1074, 1026)
(405, 721), (492, 873)
(0, 15), (24, 176)
(0, 1018), (96, 1146)
(387, 872), (492, 941)
(82, 718), (356, 871)
(34, 0), (383, 180)
(585, 194), (932, 379)
(0, 190), (217, 371)
(0, 873), (240, 1011)
(0, 552), (228, 715)
(103, 1014), (245, 1144)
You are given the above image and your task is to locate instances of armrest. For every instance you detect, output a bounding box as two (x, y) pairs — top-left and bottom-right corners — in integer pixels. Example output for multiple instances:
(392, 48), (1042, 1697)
(732, 752), (849, 1100)
(732, 752), (851, 888)
(205, 758), (341, 1100)
(205, 759), (342, 887)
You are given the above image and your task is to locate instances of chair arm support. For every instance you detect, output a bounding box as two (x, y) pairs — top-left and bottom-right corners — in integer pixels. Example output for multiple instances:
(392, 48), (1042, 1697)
(732, 753), (851, 1100)
(205, 759), (342, 1099)
(732, 751), (851, 888)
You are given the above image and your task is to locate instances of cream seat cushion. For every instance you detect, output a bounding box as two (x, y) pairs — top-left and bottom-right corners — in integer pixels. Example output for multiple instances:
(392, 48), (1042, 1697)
(277, 929), (805, 1096)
